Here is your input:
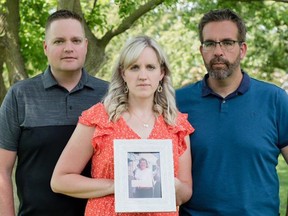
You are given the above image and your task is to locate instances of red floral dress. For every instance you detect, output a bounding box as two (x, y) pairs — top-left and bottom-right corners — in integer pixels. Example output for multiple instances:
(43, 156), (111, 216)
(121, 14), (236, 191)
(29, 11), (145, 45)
(78, 103), (194, 216)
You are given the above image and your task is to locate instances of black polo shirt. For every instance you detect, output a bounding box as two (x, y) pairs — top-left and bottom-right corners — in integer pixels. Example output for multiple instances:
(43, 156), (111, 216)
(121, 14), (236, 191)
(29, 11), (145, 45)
(0, 67), (108, 216)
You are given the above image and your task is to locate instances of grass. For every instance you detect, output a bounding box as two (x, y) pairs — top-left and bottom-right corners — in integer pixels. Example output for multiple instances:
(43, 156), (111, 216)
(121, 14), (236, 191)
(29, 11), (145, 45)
(12, 156), (287, 215)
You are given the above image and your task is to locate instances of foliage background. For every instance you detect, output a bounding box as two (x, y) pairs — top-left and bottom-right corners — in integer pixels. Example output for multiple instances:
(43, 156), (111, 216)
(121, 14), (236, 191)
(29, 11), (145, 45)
(1, 0), (288, 93)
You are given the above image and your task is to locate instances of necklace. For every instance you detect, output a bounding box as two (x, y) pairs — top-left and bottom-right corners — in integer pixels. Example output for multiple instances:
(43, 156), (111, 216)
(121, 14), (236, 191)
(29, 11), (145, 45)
(129, 110), (155, 128)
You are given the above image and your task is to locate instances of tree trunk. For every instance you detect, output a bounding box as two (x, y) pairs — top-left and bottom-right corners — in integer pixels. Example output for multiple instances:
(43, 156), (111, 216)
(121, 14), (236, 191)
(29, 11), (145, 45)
(0, 13), (7, 105)
(57, 0), (165, 76)
(5, 0), (27, 84)
(0, 45), (7, 105)
(57, 0), (106, 75)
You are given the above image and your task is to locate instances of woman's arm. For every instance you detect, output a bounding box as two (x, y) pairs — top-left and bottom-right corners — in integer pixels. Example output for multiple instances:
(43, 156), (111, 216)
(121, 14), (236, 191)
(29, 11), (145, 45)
(50, 123), (114, 198)
(175, 135), (192, 206)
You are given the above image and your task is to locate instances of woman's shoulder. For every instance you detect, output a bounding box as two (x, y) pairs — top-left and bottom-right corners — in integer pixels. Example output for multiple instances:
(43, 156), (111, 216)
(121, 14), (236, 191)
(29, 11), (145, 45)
(79, 103), (108, 126)
(167, 112), (194, 131)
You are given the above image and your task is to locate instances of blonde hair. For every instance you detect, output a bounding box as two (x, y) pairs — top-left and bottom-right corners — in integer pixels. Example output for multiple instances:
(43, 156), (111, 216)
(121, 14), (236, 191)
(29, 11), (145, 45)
(103, 35), (178, 125)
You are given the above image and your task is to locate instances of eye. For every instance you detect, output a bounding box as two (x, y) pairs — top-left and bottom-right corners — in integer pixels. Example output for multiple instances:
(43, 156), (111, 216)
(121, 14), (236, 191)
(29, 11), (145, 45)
(72, 39), (82, 44)
(147, 65), (156, 71)
(54, 39), (64, 45)
(222, 40), (235, 46)
(203, 41), (215, 47)
(129, 65), (139, 71)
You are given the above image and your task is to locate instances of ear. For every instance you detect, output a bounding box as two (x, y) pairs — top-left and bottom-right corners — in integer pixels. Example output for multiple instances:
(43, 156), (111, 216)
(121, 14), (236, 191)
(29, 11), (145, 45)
(199, 45), (204, 56)
(160, 73), (164, 81)
(84, 38), (88, 55)
(120, 68), (126, 82)
(240, 42), (247, 60)
(43, 41), (48, 55)
(160, 67), (165, 81)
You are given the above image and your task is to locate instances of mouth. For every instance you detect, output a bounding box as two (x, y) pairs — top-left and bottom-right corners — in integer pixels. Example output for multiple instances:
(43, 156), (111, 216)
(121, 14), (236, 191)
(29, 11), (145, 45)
(61, 57), (77, 60)
(210, 57), (228, 66)
(210, 60), (228, 69)
(212, 62), (226, 67)
(137, 84), (150, 87)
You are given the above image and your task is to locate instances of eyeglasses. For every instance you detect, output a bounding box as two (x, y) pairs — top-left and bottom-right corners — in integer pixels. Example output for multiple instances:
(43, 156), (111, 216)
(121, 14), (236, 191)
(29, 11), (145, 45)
(201, 40), (243, 51)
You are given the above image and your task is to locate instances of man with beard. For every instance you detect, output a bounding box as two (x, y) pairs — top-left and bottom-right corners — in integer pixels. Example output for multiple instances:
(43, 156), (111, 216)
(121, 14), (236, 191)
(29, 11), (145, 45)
(176, 9), (288, 216)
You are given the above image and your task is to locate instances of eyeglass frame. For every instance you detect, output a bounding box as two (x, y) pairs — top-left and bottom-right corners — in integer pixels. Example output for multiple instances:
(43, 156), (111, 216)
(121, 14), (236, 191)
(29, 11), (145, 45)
(201, 40), (244, 52)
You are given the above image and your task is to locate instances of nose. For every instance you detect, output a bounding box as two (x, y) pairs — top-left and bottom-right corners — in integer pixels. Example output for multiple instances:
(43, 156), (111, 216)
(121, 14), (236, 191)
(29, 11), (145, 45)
(213, 43), (224, 56)
(138, 68), (148, 80)
(64, 42), (74, 53)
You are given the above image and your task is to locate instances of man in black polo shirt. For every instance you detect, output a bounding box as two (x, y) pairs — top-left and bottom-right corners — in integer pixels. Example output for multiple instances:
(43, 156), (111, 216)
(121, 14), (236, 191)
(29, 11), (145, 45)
(0, 10), (108, 215)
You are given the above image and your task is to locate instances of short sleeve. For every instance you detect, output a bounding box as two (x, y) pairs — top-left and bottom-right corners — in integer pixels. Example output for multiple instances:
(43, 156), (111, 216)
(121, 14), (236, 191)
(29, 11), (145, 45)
(277, 89), (288, 149)
(78, 103), (108, 126)
(169, 112), (194, 155)
(78, 103), (114, 150)
(0, 88), (21, 151)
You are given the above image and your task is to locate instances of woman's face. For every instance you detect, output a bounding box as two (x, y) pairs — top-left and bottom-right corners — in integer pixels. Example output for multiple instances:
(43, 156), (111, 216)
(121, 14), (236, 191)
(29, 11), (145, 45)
(139, 160), (148, 170)
(122, 47), (164, 101)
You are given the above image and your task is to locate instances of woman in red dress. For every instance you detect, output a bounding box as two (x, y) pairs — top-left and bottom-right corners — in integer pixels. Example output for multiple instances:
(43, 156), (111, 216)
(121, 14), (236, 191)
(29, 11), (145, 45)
(51, 35), (194, 216)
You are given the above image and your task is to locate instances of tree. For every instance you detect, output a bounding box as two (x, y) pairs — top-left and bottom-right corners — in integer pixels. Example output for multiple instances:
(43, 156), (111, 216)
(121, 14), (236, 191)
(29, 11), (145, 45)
(0, 0), (27, 102)
(0, 0), (288, 105)
(57, 0), (172, 75)
(98, 0), (288, 87)
(0, 0), (175, 104)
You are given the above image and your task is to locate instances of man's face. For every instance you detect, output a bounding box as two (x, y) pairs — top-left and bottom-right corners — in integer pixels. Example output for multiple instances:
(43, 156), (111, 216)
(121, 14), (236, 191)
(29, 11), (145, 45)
(200, 20), (246, 80)
(44, 18), (88, 74)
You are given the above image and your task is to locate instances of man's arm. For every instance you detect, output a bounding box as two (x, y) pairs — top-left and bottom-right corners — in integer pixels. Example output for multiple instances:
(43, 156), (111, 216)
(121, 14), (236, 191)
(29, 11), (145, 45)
(281, 146), (288, 165)
(0, 148), (17, 216)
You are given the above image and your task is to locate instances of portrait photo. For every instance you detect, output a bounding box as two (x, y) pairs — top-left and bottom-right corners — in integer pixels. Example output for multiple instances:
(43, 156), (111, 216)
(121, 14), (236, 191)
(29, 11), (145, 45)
(127, 152), (162, 199)
(114, 139), (176, 213)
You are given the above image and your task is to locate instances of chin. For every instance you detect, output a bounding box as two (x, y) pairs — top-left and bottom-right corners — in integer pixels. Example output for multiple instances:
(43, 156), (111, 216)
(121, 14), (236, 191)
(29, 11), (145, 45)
(209, 70), (232, 80)
(61, 66), (82, 72)
(135, 94), (154, 99)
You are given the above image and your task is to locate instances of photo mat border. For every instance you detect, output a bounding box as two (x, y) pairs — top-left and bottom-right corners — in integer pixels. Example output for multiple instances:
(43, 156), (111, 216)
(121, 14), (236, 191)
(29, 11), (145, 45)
(114, 139), (176, 213)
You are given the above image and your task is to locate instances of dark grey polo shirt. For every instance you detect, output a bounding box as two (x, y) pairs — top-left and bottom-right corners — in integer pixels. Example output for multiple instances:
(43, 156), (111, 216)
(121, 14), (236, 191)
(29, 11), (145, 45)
(0, 67), (108, 216)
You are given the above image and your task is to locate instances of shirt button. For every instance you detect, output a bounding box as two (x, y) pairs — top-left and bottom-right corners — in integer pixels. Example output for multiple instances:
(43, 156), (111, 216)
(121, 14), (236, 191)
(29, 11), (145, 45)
(222, 100), (226, 103)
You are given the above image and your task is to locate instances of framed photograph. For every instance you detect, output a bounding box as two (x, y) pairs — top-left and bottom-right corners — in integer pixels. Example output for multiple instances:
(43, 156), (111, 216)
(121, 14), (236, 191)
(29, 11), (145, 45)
(114, 139), (176, 213)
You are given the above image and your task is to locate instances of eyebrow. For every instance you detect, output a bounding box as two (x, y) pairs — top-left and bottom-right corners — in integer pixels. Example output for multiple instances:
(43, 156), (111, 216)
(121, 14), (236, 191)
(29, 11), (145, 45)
(204, 37), (236, 42)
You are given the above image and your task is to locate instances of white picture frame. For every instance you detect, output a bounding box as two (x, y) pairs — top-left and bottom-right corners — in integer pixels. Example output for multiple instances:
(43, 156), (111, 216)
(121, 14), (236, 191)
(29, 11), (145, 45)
(114, 139), (176, 213)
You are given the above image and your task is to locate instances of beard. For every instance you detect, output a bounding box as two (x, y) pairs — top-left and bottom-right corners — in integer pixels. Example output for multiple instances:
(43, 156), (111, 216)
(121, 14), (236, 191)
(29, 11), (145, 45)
(204, 54), (241, 80)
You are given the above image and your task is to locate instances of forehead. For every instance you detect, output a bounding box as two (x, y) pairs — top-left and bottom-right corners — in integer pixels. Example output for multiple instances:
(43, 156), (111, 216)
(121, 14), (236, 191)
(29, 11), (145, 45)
(135, 47), (159, 63)
(46, 19), (84, 39)
(202, 20), (238, 41)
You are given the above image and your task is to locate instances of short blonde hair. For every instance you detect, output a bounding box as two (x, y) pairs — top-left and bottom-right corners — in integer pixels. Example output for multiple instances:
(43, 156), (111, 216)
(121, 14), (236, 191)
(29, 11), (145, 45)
(103, 35), (178, 125)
